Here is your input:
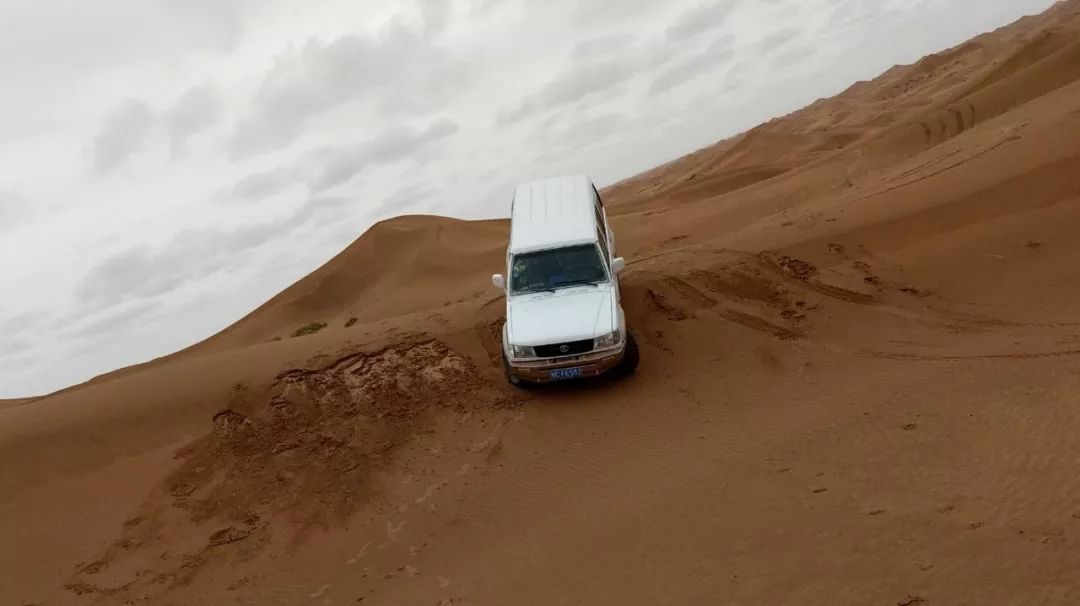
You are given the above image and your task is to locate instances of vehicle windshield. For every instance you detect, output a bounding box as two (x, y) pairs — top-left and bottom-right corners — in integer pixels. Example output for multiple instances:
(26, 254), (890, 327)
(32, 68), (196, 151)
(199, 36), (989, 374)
(510, 244), (608, 295)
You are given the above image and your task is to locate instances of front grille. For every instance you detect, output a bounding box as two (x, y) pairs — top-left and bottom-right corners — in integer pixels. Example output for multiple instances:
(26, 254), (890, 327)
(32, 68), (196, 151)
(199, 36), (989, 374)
(535, 339), (594, 358)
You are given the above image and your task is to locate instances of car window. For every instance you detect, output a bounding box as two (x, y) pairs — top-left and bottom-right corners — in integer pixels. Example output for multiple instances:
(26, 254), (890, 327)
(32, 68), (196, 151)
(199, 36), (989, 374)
(510, 244), (608, 294)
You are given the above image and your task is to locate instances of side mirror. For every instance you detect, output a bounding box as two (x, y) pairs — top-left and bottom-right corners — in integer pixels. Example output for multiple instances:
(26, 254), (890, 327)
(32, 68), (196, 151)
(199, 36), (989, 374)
(492, 274), (506, 290)
(611, 258), (625, 274)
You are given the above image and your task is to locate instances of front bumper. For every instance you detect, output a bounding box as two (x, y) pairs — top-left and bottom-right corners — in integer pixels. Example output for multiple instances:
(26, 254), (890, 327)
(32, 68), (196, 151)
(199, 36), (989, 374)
(507, 345), (625, 383)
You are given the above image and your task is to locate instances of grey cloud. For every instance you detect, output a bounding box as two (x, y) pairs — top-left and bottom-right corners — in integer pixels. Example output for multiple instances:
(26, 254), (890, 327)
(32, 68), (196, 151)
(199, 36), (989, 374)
(0, 190), (30, 233)
(307, 118), (459, 191)
(464, 0), (511, 18)
(75, 218), (298, 307)
(725, 60), (755, 80)
(666, 1), (740, 42)
(0, 336), (33, 359)
(499, 57), (639, 125)
(231, 24), (466, 158)
(650, 34), (736, 94)
(525, 113), (628, 169)
(714, 61), (753, 94)
(0, 309), (49, 344)
(825, 0), (883, 30)
(375, 182), (439, 214)
(74, 187), (366, 307)
(161, 0), (243, 53)
(166, 83), (222, 158)
(77, 245), (181, 305)
(771, 43), (816, 70)
(229, 166), (299, 203)
(0, 352), (38, 372)
(214, 219), (303, 258)
(571, 32), (636, 61)
(574, 0), (659, 22)
(0, 1), (241, 82)
(419, 0), (454, 36)
(95, 121), (460, 312)
(758, 26), (800, 54)
(68, 300), (164, 340)
(91, 98), (154, 175)
(543, 112), (627, 147)
(291, 195), (354, 226)
(0, 309), (29, 334)
(374, 57), (472, 117)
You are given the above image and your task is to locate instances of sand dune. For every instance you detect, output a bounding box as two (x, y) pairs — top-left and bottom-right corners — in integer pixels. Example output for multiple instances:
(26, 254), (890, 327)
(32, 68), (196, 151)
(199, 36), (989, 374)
(5, 2), (1080, 604)
(0, 398), (32, 411)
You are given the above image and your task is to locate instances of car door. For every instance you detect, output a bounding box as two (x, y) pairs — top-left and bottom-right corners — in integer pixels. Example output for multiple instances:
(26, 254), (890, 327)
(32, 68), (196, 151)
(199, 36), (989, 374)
(595, 226), (620, 306)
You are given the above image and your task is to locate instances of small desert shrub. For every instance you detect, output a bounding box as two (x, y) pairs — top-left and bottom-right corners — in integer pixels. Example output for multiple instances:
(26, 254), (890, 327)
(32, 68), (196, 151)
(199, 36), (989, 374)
(345, 317), (358, 328)
(291, 322), (328, 338)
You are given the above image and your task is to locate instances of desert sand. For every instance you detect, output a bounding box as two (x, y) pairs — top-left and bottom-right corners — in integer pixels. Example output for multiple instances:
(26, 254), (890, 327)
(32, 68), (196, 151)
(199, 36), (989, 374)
(5, 2), (1080, 604)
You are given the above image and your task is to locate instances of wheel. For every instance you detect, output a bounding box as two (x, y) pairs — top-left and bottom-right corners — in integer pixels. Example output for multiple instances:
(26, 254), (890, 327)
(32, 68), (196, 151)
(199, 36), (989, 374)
(620, 333), (640, 375)
(502, 349), (532, 389)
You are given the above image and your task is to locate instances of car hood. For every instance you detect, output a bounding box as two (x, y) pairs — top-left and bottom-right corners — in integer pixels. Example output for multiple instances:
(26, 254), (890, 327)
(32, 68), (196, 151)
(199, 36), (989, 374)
(508, 287), (615, 346)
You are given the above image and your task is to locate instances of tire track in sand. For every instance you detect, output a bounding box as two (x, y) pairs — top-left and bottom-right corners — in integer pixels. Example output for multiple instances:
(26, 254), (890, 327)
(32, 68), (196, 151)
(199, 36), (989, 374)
(755, 252), (880, 306)
(658, 274), (802, 340)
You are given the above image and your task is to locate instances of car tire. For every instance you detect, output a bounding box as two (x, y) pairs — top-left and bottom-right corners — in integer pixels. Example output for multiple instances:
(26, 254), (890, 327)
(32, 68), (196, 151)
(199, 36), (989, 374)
(620, 333), (640, 375)
(502, 349), (532, 389)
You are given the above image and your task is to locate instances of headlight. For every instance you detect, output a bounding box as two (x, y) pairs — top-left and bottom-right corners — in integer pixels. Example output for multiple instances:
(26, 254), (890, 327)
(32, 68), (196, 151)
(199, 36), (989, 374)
(512, 344), (537, 359)
(594, 328), (622, 349)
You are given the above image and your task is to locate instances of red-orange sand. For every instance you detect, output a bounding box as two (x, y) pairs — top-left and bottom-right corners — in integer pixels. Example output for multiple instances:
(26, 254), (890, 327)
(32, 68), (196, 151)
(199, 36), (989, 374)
(5, 2), (1080, 603)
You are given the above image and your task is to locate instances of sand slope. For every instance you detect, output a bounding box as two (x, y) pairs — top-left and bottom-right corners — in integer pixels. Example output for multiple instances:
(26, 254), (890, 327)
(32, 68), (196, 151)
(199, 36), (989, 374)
(5, 2), (1080, 604)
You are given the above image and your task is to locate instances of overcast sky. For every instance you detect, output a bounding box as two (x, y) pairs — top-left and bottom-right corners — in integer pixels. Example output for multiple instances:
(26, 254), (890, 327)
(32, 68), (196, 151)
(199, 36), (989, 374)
(0, 0), (1056, 397)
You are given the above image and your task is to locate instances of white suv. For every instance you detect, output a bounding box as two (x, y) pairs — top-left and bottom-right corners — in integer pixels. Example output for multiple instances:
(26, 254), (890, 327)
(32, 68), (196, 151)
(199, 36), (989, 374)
(491, 175), (638, 387)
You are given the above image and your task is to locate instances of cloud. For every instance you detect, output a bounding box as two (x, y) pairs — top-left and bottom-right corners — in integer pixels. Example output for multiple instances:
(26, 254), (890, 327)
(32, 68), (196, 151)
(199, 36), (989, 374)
(93, 84), (221, 172)
(0, 309), (43, 340)
(165, 83), (222, 158)
(91, 98), (155, 175)
(758, 26), (800, 54)
(75, 218), (300, 307)
(771, 43), (816, 70)
(463, 0), (510, 17)
(161, 0), (243, 53)
(76, 245), (190, 305)
(375, 182), (439, 214)
(231, 24), (467, 158)
(68, 300), (164, 340)
(0, 1), (242, 83)
(825, 0), (886, 31)
(289, 195), (355, 227)
(499, 56), (640, 124)
(571, 32), (636, 61)
(650, 34), (736, 94)
(0, 190), (31, 233)
(574, 0), (661, 22)
(74, 187), (368, 309)
(419, 0), (454, 36)
(307, 118), (459, 191)
(0, 352), (38, 372)
(534, 112), (628, 153)
(666, 0), (741, 42)
(228, 166), (299, 203)
(0, 336), (33, 359)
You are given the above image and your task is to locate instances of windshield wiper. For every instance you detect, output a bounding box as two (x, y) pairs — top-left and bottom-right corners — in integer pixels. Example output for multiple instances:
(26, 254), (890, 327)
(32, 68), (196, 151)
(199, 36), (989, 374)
(554, 279), (603, 288)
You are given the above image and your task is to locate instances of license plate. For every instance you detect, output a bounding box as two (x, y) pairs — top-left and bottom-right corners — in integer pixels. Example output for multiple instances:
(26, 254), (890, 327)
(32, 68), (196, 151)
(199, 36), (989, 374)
(549, 367), (584, 380)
